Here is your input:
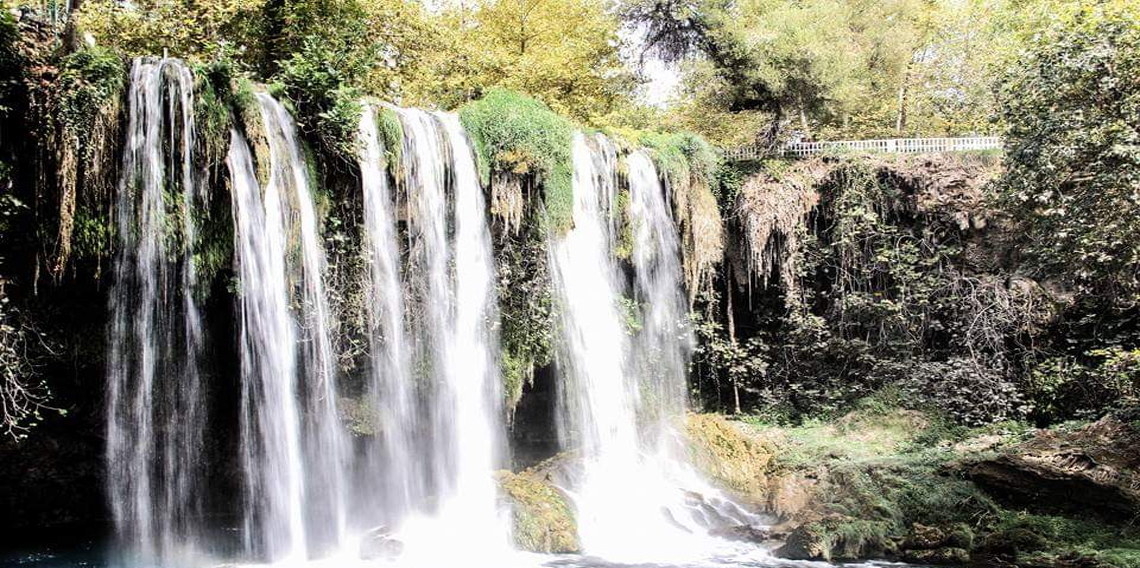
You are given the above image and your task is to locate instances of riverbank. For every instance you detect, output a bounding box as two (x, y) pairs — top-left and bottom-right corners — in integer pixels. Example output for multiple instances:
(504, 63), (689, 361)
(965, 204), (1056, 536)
(683, 401), (1140, 568)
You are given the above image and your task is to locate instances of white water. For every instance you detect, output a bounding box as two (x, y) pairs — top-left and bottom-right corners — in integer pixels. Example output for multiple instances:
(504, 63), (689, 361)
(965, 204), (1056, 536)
(258, 94), (351, 556)
(388, 108), (508, 562)
(229, 122), (308, 562)
(357, 105), (419, 523)
(102, 74), (784, 568)
(106, 57), (206, 566)
(627, 150), (691, 453)
(550, 135), (766, 563)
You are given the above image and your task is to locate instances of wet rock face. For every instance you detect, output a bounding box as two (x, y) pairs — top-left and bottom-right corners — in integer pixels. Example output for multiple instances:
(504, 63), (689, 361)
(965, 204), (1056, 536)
(965, 418), (1140, 521)
(496, 457), (580, 553)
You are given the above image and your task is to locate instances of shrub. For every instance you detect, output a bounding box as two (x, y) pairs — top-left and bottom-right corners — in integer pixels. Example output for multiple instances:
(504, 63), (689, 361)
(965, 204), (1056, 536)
(274, 36), (366, 159)
(56, 47), (125, 140)
(459, 89), (574, 233)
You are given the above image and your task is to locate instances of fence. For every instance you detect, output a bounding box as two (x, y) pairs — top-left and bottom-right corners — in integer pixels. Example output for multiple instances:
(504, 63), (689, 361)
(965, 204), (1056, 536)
(724, 136), (1002, 161)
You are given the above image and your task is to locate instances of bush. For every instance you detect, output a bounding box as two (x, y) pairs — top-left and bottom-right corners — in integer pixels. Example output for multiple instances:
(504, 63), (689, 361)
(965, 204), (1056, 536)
(997, 1), (1140, 302)
(459, 89), (574, 233)
(0, 9), (19, 117)
(274, 36), (367, 159)
(56, 47), (125, 139)
(1025, 348), (1140, 423)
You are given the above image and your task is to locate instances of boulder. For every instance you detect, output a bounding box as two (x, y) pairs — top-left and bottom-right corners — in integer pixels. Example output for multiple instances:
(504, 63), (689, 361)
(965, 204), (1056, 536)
(774, 522), (829, 560)
(359, 526), (404, 560)
(496, 466), (579, 553)
(965, 418), (1140, 521)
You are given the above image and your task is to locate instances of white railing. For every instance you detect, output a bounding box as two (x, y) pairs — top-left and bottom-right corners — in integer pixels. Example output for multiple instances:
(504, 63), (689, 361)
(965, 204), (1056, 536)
(724, 136), (1002, 161)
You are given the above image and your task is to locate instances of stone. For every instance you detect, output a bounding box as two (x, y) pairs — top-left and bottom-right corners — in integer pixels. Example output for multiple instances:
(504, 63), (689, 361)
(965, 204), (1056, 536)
(774, 523), (828, 560)
(965, 418), (1140, 521)
(359, 526), (405, 560)
(901, 547), (970, 565)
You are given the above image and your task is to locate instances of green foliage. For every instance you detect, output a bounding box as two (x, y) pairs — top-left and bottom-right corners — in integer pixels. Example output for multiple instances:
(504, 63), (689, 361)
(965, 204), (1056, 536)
(497, 214), (556, 412)
(1026, 348), (1140, 423)
(997, 1), (1140, 302)
(638, 130), (719, 190)
(989, 511), (1140, 567)
(0, 9), (20, 117)
(459, 89), (574, 233)
(77, 0), (264, 60)
(56, 47), (125, 138)
(274, 35), (367, 159)
(376, 107), (403, 175)
(193, 58), (241, 167)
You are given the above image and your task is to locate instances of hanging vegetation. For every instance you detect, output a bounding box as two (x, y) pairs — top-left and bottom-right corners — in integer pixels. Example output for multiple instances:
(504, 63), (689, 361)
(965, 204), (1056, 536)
(459, 89), (575, 234)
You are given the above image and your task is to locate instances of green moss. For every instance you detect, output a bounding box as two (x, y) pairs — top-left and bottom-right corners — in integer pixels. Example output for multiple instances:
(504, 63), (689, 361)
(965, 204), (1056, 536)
(638, 130), (719, 190)
(613, 188), (634, 259)
(686, 414), (774, 498)
(497, 469), (579, 553)
(459, 89), (575, 233)
(71, 208), (111, 261)
(376, 107), (403, 179)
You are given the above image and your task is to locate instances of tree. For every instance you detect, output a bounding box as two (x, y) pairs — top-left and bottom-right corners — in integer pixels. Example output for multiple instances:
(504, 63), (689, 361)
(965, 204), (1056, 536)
(431, 0), (635, 122)
(997, 0), (1140, 302)
(626, 0), (940, 141)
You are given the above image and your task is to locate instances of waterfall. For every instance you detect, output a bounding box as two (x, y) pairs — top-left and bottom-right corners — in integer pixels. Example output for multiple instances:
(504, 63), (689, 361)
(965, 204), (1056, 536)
(258, 93), (351, 556)
(106, 57), (207, 565)
(357, 105), (419, 523)
(550, 132), (653, 557)
(226, 93), (351, 562)
(228, 123), (307, 562)
(434, 112), (505, 553)
(627, 150), (692, 453)
(551, 135), (762, 562)
(387, 108), (507, 560)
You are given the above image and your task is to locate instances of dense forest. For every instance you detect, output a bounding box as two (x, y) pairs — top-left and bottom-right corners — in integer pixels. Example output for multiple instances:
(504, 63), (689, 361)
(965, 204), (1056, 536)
(0, 0), (1137, 567)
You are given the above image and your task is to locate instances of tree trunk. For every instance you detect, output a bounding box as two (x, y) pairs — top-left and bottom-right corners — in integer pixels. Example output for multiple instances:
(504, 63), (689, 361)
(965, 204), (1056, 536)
(726, 275), (741, 415)
(896, 57), (915, 135)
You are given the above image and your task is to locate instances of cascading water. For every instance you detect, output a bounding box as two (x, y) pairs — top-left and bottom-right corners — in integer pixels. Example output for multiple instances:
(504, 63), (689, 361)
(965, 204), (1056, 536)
(258, 94), (351, 556)
(357, 105), (420, 524)
(551, 135), (765, 562)
(106, 57), (207, 566)
(626, 150), (691, 453)
(101, 68), (763, 568)
(389, 108), (508, 561)
(228, 123), (308, 562)
(226, 93), (351, 562)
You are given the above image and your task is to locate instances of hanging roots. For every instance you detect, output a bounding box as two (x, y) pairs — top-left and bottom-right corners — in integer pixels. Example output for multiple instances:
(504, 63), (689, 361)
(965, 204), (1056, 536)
(735, 162), (824, 296)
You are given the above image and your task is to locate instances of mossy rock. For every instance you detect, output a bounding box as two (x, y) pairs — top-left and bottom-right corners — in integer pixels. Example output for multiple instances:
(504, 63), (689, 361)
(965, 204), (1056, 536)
(776, 515), (894, 561)
(496, 468), (579, 553)
(686, 413), (774, 500)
